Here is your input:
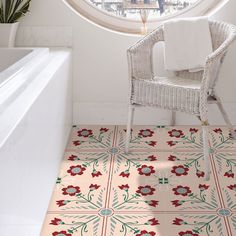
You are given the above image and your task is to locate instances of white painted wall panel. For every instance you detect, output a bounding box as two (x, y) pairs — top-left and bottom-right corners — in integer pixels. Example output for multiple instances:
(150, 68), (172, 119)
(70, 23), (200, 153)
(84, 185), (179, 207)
(17, 0), (236, 123)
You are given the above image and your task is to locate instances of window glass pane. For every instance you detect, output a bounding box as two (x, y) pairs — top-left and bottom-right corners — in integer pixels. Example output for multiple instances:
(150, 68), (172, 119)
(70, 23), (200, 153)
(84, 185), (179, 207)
(88, 0), (200, 20)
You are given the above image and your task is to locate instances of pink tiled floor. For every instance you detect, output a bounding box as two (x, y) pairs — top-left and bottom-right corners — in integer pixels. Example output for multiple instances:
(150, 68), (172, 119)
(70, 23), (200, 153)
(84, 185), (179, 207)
(41, 126), (236, 236)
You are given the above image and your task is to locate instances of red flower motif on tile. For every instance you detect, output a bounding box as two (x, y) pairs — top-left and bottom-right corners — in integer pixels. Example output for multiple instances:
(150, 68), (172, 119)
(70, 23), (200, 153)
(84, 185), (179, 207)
(52, 231), (72, 236)
(146, 200), (159, 207)
(196, 170), (205, 178)
(171, 165), (189, 176)
(68, 155), (80, 161)
(67, 165), (86, 176)
(172, 200), (185, 207)
(77, 129), (93, 137)
(56, 200), (70, 207)
(136, 230), (156, 236)
(189, 128), (198, 133)
(119, 184), (129, 191)
(120, 171), (130, 178)
(199, 184), (209, 191)
(62, 185), (81, 196)
(173, 218), (185, 225)
(100, 127), (109, 133)
(136, 185), (155, 196)
(167, 141), (177, 146)
(50, 218), (64, 225)
(147, 141), (157, 147)
(73, 140), (81, 146)
(213, 128), (222, 134)
(147, 218), (160, 225)
(228, 184), (236, 191)
(168, 129), (184, 138)
(138, 129), (154, 138)
(224, 170), (234, 178)
(168, 155), (177, 161)
(179, 230), (199, 236)
(146, 155), (157, 161)
(172, 185), (191, 196)
(92, 170), (102, 177)
(137, 165), (155, 176)
(89, 184), (100, 191)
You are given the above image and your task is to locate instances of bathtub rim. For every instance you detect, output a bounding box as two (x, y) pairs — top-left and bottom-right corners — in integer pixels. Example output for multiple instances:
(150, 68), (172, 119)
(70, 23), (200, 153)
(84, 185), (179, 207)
(0, 47), (49, 89)
(0, 49), (71, 150)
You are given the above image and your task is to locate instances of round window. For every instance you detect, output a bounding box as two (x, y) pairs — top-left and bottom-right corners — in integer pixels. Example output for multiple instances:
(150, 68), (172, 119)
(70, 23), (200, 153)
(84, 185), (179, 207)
(65, 0), (222, 34)
(88, 0), (199, 19)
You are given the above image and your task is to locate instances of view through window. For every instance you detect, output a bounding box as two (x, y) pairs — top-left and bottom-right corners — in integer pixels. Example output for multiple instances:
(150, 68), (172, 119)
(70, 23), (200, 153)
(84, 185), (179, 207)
(88, 0), (200, 20)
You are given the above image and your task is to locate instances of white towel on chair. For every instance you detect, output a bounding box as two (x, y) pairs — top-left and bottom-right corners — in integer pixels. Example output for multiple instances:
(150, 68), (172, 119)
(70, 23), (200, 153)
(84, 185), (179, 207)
(164, 17), (213, 72)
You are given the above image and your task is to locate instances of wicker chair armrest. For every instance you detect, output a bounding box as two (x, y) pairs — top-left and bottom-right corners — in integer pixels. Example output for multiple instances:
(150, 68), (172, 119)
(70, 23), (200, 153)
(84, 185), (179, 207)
(207, 21), (236, 62)
(199, 27), (236, 121)
(206, 35), (236, 63)
(201, 24), (236, 95)
(127, 26), (164, 81)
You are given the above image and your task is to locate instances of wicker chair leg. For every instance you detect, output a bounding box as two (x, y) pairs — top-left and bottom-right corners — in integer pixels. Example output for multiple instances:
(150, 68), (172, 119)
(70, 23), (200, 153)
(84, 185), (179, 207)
(125, 105), (135, 154)
(171, 111), (176, 126)
(202, 121), (210, 181)
(215, 96), (236, 139)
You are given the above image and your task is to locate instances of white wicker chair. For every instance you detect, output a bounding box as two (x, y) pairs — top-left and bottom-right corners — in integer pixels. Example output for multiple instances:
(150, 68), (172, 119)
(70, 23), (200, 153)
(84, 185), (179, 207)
(125, 20), (236, 181)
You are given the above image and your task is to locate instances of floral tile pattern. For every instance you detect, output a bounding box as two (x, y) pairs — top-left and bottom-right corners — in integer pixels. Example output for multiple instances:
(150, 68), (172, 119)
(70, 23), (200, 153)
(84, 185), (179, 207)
(41, 126), (236, 236)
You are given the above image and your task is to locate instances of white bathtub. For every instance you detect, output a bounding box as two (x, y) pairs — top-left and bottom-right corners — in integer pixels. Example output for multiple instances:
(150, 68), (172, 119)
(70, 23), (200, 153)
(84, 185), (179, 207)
(0, 48), (50, 118)
(0, 48), (73, 236)
(0, 48), (32, 73)
(0, 48), (48, 87)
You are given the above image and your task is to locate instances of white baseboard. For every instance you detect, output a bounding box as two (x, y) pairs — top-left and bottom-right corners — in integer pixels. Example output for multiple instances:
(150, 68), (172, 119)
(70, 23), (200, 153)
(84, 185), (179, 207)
(73, 102), (236, 125)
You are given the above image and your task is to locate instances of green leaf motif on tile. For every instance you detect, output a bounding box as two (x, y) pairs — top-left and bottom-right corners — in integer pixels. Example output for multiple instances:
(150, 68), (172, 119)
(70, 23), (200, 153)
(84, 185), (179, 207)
(231, 216), (236, 230)
(110, 217), (117, 236)
(158, 177), (169, 184)
(56, 177), (62, 184)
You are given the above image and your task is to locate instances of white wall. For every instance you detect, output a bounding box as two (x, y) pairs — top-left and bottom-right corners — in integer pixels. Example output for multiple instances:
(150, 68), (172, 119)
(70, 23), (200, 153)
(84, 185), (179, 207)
(210, 0), (236, 106)
(18, 0), (236, 125)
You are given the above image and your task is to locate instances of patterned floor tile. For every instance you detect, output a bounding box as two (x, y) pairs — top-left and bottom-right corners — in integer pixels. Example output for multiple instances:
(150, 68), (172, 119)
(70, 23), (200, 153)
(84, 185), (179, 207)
(171, 126), (236, 151)
(41, 126), (236, 236)
(212, 151), (236, 227)
(67, 126), (116, 151)
(41, 214), (103, 236)
(110, 152), (220, 212)
(209, 127), (236, 151)
(228, 215), (236, 234)
(106, 213), (230, 236)
(62, 151), (111, 177)
(212, 152), (236, 180)
(121, 126), (236, 151)
(42, 212), (232, 236)
(116, 126), (159, 151)
(105, 213), (161, 236)
(117, 151), (207, 179)
(116, 125), (204, 151)
(160, 213), (230, 236)
(154, 126), (204, 150)
(47, 154), (109, 212)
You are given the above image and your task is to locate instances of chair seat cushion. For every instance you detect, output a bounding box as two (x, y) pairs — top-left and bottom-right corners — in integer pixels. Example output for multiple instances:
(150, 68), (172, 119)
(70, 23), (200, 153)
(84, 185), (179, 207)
(131, 76), (201, 114)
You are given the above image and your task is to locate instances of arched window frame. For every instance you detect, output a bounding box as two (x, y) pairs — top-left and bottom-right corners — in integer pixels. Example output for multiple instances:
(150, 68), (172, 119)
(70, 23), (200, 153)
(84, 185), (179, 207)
(64, 0), (225, 34)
